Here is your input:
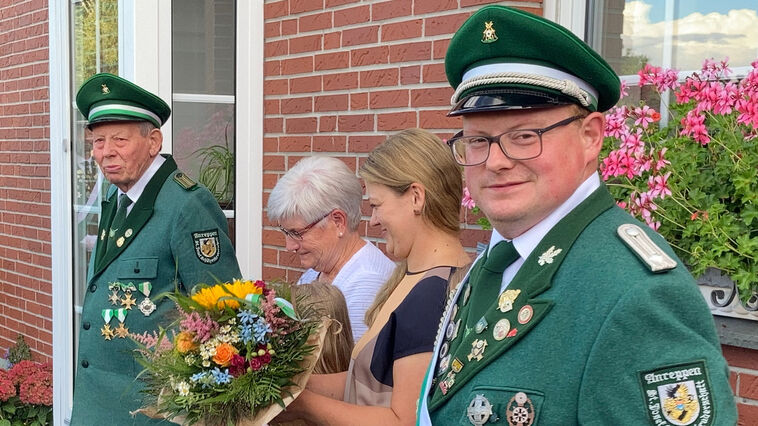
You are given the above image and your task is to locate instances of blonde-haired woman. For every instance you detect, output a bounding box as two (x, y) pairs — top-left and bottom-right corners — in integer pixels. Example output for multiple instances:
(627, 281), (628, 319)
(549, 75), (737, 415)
(278, 129), (470, 425)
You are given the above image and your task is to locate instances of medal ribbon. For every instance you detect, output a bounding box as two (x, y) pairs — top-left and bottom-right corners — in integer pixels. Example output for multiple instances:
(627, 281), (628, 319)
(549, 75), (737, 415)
(116, 308), (128, 323)
(138, 281), (152, 297)
(101, 309), (113, 324)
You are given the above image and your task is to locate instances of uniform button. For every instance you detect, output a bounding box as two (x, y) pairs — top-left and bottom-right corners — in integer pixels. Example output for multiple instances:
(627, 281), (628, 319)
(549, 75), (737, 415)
(89, 284), (97, 292)
(81, 360), (89, 368)
(83, 322), (90, 330)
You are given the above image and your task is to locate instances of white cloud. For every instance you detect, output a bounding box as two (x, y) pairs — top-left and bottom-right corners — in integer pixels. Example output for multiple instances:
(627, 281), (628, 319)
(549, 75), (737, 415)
(621, 1), (758, 71)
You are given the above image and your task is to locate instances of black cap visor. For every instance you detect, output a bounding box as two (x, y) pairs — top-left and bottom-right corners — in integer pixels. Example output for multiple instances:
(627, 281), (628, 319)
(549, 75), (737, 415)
(448, 87), (576, 116)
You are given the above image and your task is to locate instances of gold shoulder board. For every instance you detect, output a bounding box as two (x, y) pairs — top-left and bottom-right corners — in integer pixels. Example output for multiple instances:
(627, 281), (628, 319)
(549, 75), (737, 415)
(173, 172), (197, 190)
(617, 224), (677, 273)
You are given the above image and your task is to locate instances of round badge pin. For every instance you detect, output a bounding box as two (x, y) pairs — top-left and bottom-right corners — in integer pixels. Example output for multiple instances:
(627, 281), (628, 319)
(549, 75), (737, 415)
(125, 228), (133, 238)
(518, 305), (533, 324)
(438, 354), (451, 373)
(446, 321), (456, 339)
(493, 318), (510, 341)
(116, 237), (125, 247)
(440, 341), (449, 358)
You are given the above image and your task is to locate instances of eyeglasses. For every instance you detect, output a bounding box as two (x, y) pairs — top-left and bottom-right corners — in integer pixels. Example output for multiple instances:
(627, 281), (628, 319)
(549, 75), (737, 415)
(279, 211), (332, 241)
(447, 115), (586, 166)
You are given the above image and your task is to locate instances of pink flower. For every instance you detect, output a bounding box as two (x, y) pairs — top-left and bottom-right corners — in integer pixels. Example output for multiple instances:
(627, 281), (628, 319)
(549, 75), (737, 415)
(638, 63), (679, 93)
(680, 110), (710, 145)
(0, 369), (16, 401)
(461, 187), (476, 209)
(647, 172), (673, 199)
(621, 128), (644, 153)
(619, 80), (629, 99)
(179, 309), (219, 343)
(652, 148), (670, 172)
(604, 106), (629, 138)
(633, 105), (659, 129)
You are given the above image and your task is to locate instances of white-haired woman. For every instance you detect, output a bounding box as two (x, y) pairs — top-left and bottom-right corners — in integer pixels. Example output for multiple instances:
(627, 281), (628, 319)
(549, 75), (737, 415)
(267, 156), (395, 342)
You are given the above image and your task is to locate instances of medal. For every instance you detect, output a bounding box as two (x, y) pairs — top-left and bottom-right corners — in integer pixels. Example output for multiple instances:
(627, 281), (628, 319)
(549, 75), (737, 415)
(108, 290), (120, 305)
(451, 358), (464, 373)
(108, 281), (121, 291)
(125, 228), (133, 238)
(505, 392), (535, 426)
(138, 297), (156, 316)
(101, 308), (114, 340)
(518, 305), (533, 324)
(137, 281), (152, 297)
(493, 318), (510, 341)
(116, 236), (125, 247)
(467, 394), (493, 426)
(121, 292), (137, 310)
(114, 308), (129, 338)
(114, 323), (130, 338)
(101, 324), (114, 340)
(450, 304), (458, 321)
(498, 289), (521, 312)
(468, 339), (487, 361)
(121, 282), (137, 292)
(475, 317), (488, 334)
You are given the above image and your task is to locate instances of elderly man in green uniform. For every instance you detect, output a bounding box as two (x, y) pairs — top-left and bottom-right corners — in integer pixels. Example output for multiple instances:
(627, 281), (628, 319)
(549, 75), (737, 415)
(418, 6), (737, 426)
(70, 73), (241, 425)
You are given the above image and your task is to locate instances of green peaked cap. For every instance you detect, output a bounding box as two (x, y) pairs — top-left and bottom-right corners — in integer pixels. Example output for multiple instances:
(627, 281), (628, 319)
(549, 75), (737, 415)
(445, 5), (620, 115)
(75, 73), (171, 128)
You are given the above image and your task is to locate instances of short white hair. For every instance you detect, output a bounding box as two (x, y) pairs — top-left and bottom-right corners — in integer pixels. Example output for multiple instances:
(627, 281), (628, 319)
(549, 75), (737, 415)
(267, 156), (363, 231)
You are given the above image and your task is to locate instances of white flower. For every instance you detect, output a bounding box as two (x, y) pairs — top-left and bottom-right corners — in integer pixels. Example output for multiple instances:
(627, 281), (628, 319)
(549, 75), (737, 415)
(176, 381), (191, 396)
(202, 359), (211, 367)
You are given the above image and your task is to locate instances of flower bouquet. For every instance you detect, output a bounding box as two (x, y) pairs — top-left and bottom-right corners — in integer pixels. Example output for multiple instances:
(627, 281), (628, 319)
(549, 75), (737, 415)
(131, 279), (328, 425)
(0, 359), (53, 426)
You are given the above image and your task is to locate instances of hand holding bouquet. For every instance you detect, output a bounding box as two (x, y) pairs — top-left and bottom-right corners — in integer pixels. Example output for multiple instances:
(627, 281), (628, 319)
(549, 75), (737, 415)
(132, 279), (326, 425)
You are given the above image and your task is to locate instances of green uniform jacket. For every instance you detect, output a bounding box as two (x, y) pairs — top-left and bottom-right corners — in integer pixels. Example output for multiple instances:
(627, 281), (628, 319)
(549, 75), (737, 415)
(70, 155), (241, 425)
(419, 186), (737, 425)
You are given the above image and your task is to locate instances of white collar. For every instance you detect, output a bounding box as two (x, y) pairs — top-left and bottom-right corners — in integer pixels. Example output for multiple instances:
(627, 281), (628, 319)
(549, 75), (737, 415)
(118, 155), (166, 208)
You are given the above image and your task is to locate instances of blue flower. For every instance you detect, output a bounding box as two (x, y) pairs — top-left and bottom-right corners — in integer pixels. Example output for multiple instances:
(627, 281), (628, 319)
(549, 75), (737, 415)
(211, 367), (232, 385)
(252, 319), (272, 344)
(237, 310), (258, 325)
(239, 324), (254, 344)
(190, 372), (206, 383)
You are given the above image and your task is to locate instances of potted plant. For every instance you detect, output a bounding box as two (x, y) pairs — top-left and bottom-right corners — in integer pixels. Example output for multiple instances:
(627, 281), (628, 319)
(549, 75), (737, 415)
(599, 58), (758, 304)
(0, 335), (53, 426)
(193, 122), (235, 210)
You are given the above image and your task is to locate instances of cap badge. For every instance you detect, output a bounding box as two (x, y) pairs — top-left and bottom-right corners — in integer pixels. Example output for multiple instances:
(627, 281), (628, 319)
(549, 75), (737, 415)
(101, 83), (110, 94)
(481, 21), (498, 43)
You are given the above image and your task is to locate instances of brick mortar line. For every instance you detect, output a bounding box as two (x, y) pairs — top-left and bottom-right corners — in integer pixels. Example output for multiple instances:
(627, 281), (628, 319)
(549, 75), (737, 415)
(730, 366), (758, 374)
(736, 396), (758, 406)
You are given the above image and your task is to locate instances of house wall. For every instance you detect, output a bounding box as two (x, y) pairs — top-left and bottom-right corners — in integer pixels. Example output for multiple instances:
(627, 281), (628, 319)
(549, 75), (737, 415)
(0, 0), (53, 362)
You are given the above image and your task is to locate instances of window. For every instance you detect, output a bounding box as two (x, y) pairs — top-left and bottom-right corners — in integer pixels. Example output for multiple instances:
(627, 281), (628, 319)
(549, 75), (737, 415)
(172, 0), (236, 219)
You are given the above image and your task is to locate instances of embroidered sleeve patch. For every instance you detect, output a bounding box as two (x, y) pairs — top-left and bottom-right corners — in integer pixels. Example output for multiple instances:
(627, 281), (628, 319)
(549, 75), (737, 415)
(193, 229), (220, 264)
(639, 361), (713, 426)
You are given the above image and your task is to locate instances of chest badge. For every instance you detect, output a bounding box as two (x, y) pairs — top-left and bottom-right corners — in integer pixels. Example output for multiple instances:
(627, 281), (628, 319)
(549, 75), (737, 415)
(468, 339), (488, 361)
(467, 394), (494, 426)
(537, 245), (562, 265)
(506, 392), (535, 426)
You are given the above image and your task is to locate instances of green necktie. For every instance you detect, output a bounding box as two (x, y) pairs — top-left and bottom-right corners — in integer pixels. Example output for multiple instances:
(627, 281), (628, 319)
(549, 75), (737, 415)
(466, 241), (520, 326)
(106, 194), (132, 254)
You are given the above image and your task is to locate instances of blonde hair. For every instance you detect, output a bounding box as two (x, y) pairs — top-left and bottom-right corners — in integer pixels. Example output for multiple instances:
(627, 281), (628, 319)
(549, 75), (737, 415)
(292, 282), (354, 374)
(359, 128), (463, 327)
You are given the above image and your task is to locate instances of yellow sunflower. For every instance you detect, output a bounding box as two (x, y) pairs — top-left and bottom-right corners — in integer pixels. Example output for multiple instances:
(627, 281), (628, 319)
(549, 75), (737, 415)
(191, 279), (263, 310)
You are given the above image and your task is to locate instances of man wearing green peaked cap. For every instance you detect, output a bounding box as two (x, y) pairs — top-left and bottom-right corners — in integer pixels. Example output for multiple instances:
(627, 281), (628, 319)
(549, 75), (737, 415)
(70, 73), (241, 425)
(417, 5), (737, 425)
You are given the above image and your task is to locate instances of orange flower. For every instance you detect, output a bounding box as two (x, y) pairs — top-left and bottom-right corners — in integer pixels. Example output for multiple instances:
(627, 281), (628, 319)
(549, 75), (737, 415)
(191, 280), (264, 310)
(174, 332), (197, 353)
(212, 343), (238, 367)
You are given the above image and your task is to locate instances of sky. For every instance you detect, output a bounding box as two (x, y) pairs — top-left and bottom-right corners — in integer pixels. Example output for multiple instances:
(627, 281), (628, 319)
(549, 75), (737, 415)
(621, 0), (758, 71)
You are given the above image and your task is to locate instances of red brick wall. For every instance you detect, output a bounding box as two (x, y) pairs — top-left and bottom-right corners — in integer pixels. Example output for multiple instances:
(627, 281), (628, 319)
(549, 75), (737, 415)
(724, 345), (758, 425)
(261, 0), (541, 282)
(0, 0), (52, 362)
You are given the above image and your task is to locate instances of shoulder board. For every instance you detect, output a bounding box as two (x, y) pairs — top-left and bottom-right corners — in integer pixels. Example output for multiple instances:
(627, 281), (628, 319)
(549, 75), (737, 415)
(617, 224), (677, 273)
(173, 172), (197, 190)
